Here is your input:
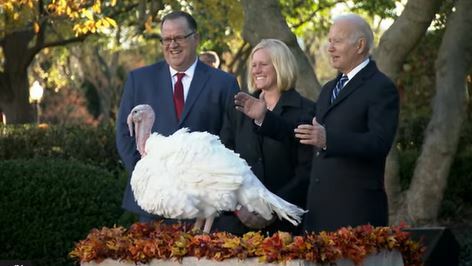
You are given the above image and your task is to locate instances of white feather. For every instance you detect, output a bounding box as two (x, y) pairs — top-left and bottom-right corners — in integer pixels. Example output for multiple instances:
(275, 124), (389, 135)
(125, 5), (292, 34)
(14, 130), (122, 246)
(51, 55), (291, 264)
(131, 127), (306, 226)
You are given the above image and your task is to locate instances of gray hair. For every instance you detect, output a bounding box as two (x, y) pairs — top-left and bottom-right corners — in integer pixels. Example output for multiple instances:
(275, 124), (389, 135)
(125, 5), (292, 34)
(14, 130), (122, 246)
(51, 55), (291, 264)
(333, 14), (374, 54)
(199, 51), (220, 68)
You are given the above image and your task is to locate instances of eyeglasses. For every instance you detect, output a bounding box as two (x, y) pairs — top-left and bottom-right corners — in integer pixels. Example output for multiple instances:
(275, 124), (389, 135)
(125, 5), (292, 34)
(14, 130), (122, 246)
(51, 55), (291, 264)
(160, 32), (195, 46)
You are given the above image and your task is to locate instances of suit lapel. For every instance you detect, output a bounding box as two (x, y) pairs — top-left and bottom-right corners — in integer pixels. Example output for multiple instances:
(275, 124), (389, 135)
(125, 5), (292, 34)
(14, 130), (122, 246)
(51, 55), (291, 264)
(317, 79), (337, 122)
(179, 61), (210, 124)
(154, 61), (173, 99)
(153, 62), (177, 120)
(319, 61), (378, 122)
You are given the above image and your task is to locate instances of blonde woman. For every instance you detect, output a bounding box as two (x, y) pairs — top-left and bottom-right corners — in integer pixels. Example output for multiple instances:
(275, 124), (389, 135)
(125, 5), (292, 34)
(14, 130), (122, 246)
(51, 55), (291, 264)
(213, 39), (315, 235)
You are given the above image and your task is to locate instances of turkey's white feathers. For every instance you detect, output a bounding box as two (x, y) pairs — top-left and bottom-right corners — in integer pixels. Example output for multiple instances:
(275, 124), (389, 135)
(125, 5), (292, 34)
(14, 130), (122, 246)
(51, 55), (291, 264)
(131, 128), (306, 226)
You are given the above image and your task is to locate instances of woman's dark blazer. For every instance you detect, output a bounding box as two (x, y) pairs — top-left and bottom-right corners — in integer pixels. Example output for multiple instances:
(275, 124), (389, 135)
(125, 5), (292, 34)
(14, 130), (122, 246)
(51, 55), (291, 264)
(212, 88), (315, 235)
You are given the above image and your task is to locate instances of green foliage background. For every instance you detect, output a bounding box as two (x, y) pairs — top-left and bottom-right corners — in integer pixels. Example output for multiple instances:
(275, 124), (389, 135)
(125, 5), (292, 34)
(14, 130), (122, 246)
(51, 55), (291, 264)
(0, 125), (132, 266)
(0, 158), (127, 266)
(1, 0), (471, 264)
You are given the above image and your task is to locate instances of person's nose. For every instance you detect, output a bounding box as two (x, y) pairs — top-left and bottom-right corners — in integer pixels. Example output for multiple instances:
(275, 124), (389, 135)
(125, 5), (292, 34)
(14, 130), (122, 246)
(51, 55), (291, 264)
(169, 39), (179, 48)
(327, 42), (335, 52)
(253, 64), (261, 73)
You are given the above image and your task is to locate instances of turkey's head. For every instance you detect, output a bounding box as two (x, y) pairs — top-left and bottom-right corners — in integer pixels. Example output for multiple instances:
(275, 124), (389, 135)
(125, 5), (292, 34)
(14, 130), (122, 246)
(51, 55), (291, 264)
(127, 104), (155, 157)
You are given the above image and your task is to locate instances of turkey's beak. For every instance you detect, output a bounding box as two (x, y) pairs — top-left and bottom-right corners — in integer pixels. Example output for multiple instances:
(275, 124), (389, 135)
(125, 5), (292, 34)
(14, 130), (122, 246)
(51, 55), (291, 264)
(127, 112), (134, 137)
(135, 115), (145, 156)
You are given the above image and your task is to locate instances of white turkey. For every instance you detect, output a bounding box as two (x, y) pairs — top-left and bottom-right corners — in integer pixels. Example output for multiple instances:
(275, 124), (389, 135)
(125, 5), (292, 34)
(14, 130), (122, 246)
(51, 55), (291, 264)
(127, 104), (306, 233)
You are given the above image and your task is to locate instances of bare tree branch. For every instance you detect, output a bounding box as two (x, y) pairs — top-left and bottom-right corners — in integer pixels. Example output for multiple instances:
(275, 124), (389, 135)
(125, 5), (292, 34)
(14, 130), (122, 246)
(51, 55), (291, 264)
(290, 0), (343, 29)
(227, 41), (250, 71)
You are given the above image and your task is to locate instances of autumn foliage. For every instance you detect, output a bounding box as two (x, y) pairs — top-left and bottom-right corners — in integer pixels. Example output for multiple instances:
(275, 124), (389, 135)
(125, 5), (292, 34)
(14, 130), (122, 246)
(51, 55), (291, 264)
(70, 221), (424, 265)
(2, 0), (117, 35)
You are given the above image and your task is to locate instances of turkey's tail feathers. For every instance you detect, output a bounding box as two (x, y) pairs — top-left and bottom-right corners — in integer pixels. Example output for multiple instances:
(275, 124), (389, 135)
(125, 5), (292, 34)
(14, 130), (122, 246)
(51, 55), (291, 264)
(261, 189), (307, 226)
(239, 177), (307, 226)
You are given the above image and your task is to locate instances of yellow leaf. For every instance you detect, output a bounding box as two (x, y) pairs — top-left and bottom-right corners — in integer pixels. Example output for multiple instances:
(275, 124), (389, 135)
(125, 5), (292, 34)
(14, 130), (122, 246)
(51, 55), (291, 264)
(33, 22), (40, 33)
(4, 3), (13, 12)
(222, 238), (240, 249)
(13, 12), (20, 20)
(386, 236), (397, 249)
(66, 6), (73, 16)
(92, 3), (101, 13)
(105, 17), (117, 28)
(144, 16), (153, 32)
(102, 18), (110, 28)
(83, 9), (93, 20)
(73, 24), (85, 36)
(70, 11), (79, 19)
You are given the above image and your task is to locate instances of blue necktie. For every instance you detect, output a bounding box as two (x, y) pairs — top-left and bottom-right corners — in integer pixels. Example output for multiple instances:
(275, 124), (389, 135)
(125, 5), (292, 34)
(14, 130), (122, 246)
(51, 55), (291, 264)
(331, 75), (348, 103)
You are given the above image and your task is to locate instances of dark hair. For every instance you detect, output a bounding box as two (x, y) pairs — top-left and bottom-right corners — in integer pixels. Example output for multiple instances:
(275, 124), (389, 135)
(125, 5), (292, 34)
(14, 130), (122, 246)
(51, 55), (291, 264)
(161, 11), (197, 32)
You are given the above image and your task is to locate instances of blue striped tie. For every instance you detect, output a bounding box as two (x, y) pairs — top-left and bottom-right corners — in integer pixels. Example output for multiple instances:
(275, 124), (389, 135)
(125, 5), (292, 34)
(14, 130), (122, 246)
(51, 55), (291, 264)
(331, 75), (348, 103)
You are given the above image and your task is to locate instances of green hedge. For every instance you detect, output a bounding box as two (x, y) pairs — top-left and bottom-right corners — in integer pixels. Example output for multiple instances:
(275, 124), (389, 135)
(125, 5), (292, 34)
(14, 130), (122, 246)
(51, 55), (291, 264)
(0, 124), (121, 172)
(0, 159), (126, 266)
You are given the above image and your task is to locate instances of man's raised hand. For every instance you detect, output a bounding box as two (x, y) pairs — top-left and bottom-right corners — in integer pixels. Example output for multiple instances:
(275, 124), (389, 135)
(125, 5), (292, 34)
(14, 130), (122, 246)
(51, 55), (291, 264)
(294, 117), (326, 148)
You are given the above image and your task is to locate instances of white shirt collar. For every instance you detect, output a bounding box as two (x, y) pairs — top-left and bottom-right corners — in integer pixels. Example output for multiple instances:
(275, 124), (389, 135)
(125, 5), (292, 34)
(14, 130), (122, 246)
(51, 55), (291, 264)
(169, 57), (198, 79)
(169, 58), (198, 101)
(345, 57), (370, 83)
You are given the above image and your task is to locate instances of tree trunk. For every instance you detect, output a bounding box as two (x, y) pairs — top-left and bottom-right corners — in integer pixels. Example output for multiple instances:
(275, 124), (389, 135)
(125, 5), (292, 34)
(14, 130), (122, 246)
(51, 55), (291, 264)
(0, 31), (37, 124)
(0, 72), (34, 124)
(76, 29), (124, 122)
(374, 0), (442, 80)
(240, 0), (320, 100)
(227, 41), (252, 91)
(373, 0), (442, 222)
(393, 0), (472, 225)
(78, 46), (121, 122)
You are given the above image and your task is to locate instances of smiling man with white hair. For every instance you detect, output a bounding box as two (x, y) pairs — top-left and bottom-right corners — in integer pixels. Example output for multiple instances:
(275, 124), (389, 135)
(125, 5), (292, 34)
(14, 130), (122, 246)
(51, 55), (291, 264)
(293, 13), (400, 232)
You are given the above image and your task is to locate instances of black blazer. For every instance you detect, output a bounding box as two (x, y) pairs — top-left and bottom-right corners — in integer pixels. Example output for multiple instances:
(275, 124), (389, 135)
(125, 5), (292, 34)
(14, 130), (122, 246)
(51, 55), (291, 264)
(303, 60), (399, 233)
(213, 89), (315, 235)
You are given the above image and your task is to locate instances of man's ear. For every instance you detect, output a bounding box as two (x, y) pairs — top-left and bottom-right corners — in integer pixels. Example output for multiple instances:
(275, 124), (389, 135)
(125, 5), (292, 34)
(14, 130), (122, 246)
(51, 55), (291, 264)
(357, 38), (366, 54)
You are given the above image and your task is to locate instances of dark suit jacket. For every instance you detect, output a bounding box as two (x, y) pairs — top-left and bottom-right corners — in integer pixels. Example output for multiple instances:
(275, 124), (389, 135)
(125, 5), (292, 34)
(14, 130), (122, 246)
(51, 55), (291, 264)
(213, 89), (315, 235)
(304, 60), (399, 233)
(116, 59), (240, 216)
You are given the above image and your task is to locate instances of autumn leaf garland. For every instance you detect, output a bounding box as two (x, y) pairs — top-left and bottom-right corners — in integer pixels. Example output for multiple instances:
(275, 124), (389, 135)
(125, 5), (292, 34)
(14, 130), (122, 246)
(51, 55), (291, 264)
(70, 222), (424, 266)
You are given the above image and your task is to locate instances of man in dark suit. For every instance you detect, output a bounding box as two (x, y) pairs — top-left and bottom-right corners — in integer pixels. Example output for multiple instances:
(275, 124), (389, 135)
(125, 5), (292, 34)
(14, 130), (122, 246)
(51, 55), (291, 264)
(116, 11), (240, 222)
(294, 14), (399, 232)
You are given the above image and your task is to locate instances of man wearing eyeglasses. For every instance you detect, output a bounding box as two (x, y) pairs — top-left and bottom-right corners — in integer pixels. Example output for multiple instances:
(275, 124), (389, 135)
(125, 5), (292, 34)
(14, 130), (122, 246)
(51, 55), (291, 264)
(116, 11), (240, 223)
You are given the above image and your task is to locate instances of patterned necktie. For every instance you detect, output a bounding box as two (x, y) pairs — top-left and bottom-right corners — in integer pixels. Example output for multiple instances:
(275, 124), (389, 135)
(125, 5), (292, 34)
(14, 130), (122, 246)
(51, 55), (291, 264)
(173, 72), (185, 120)
(331, 74), (348, 103)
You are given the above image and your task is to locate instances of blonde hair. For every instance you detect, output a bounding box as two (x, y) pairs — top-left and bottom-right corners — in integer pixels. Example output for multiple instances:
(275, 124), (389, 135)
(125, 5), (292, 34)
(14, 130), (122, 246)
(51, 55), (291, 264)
(246, 39), (298, 93)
